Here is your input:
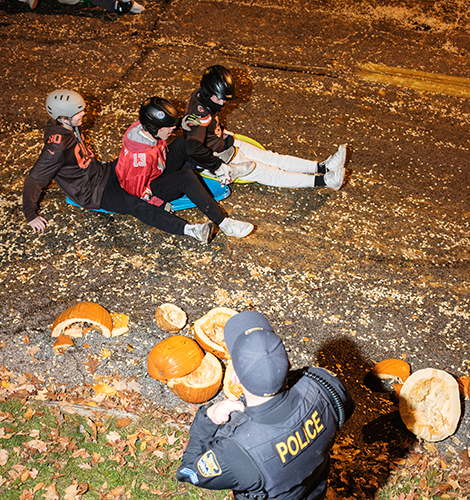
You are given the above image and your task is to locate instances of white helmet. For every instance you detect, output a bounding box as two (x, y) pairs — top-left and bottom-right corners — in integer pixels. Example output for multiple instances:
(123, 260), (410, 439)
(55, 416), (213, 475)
(46, 89), (86, 120)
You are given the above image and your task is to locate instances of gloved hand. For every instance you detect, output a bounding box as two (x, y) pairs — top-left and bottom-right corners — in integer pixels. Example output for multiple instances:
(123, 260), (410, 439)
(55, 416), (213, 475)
(214, 163), (232, 186)
(181, 114), (201, 131)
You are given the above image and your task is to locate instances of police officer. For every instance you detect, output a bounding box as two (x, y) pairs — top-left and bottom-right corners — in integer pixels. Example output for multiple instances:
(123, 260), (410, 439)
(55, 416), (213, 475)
(177, 310), (355, 500)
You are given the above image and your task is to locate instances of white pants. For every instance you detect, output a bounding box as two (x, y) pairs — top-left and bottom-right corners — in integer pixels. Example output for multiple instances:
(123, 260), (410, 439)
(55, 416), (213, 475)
(232, 139), (318, 188)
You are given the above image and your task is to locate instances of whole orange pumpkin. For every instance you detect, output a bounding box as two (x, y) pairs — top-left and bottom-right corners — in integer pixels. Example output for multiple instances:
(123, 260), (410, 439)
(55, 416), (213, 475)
(147, 336), (204, 381)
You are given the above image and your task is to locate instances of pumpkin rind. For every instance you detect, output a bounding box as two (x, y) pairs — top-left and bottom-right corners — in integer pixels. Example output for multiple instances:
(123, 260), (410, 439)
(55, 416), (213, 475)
(51, 302), (113, 338)
(155, 304), (187, 334)
(147, 336), (204, 381)
(192, 307), (238, 360)
(399, 368), (460, 442)
(223, 360), (243, 400)
(457, 376), (470, 399)
(372, 358), (411, 383)
(167, 352), (223, 404)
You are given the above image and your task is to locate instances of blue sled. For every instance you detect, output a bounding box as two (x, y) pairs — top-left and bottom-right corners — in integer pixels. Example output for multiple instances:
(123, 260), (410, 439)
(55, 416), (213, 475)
(66, 175), (230, 213)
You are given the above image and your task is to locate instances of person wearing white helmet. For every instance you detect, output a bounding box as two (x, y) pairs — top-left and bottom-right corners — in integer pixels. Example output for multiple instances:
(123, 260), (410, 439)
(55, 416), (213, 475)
(57, 0), (145, 15)
(183, 65), (347, 190)
(22, 89), (242, 244)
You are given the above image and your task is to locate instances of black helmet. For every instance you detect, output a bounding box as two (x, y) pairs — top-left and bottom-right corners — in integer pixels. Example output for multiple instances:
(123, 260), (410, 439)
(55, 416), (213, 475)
(139, 97), (178, 139)
(200, 65), (235, 100)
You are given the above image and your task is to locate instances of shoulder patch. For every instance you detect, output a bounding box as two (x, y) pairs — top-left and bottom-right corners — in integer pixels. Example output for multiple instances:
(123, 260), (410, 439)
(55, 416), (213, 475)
(179, 467), (199, 485)
(197, 450), (222, 477)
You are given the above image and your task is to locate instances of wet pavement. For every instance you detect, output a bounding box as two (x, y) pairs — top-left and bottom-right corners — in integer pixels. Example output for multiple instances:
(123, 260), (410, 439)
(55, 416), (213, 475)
(0, 0), (469, 478)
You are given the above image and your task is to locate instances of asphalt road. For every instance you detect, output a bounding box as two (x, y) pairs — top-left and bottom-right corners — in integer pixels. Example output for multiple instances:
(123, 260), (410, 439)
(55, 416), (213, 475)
(0, 0), (469, 478)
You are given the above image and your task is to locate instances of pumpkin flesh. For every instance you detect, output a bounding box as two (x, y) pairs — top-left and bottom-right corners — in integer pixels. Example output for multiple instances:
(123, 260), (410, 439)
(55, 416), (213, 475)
(399, 368), (460, 442)
(223, 361), (243, 400)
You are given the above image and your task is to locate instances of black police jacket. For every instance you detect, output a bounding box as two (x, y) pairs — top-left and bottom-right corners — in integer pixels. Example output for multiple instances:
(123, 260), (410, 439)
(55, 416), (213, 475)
(177, 367), (354, 500)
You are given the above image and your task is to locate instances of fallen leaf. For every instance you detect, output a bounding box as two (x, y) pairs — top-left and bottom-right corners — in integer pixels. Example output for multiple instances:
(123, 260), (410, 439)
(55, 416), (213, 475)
(42, 483), (60, 500)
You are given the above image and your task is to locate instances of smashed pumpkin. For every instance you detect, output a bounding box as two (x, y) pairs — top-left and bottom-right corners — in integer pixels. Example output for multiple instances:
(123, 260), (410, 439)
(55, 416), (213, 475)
(191, 307), (238, 360)
(52, 335), (74, 355)
(168, 352), (223, 404)
(457, 376), (470, 400)
(155, 303), (187, 334)
(372, 358), (411, 383)
(111, 312), (129, 337)
(147, 336), (204, 381)
(399, 368), (460, 442)
(51, 302), (113, 338)
(223, 360), (243, 400)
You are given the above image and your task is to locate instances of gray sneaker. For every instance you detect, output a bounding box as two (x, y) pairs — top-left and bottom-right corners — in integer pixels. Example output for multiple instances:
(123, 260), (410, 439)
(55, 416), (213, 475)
(228, 161), (256, 181)
(186, 222), (215, 244)
(321, 144), (347, 172)
(215, 146), (237, 164)
(324, 168), (345, 190)
(130, 1), (145, 13)
(219, 218), (254, 238)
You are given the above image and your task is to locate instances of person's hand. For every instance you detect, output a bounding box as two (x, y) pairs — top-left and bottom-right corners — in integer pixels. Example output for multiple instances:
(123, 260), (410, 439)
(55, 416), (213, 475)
(28, 216), (48, 233)
(181, 114), (201, 131)
(207, 399), (245, 425)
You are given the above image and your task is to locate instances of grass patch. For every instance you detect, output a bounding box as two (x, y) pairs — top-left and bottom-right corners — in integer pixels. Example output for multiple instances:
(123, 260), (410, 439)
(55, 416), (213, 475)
(0, 400), (228, 499)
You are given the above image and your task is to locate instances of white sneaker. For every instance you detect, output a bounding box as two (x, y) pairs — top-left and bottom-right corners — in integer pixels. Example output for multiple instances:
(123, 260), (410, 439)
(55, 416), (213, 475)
(57, 0), (80, 4)
(322, 145), (347, 172)
(214, 146), (237, 164)
(324, 168), (345, 190)
(219, 218), (254, 238)
(185, 222), (215, 244)
(130, 1), (145, 13)
(228, 161), (256, 181)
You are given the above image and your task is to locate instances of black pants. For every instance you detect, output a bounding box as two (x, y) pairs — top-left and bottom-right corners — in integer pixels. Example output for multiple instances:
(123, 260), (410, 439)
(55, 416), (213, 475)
(150, 138), (226, 225)
(99, 159), (188, 235)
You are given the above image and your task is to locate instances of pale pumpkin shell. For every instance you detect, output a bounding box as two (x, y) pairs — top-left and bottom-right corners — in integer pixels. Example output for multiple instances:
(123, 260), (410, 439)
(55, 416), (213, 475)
(167, 352), (223, 404)
(155, 304), (187, 334)
(51, 302), (113, 338)
(399, 368), (461, 442)
(191, 307), (238, 360)
(111, 312), (129, 337)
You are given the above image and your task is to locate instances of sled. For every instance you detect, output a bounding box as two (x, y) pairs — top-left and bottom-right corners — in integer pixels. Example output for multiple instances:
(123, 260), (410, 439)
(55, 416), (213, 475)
(65, 174), (230, 213)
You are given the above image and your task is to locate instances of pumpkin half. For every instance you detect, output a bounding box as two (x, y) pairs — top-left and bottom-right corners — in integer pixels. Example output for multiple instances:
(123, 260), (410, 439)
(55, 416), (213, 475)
(223, 360), (243, 400)
(399, 368), (460, 442)
(372, 358), (411, 383)
(191, 307), (238, 360)
(168, 352), (223, 404)
(51, 302), (113, 338)
(155, 303), (187, 334)
(147, 336), (204, 381)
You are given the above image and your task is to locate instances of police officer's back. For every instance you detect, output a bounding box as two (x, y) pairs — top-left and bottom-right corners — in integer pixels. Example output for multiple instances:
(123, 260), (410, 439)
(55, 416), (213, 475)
(177, 311), (354, 500)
